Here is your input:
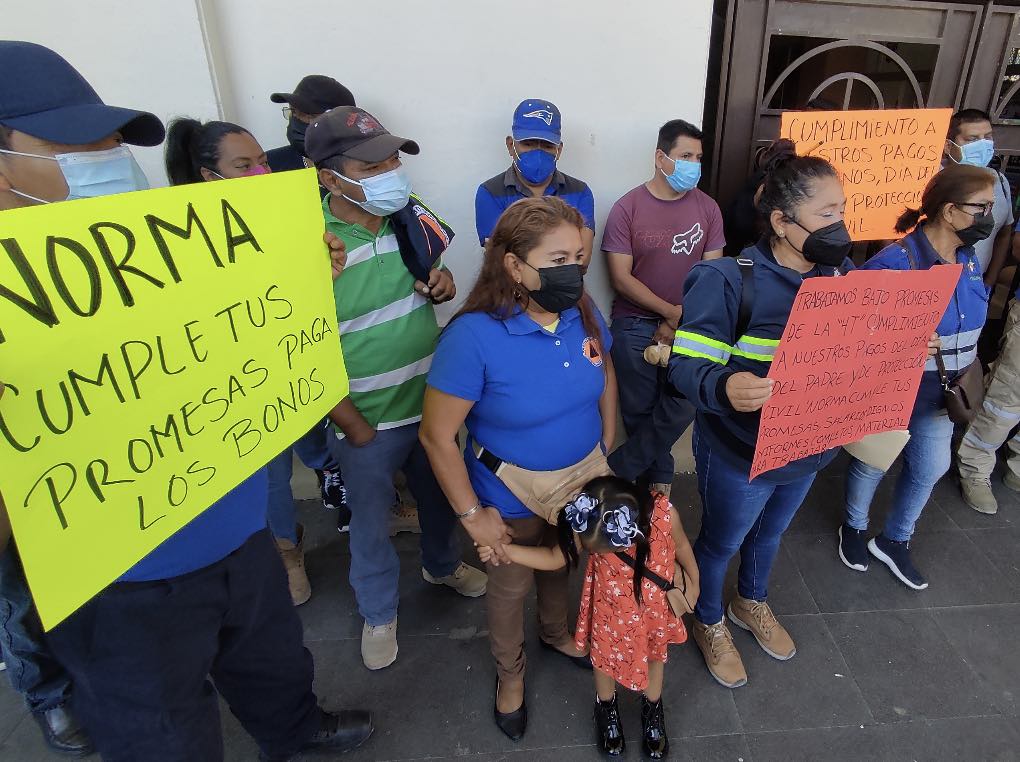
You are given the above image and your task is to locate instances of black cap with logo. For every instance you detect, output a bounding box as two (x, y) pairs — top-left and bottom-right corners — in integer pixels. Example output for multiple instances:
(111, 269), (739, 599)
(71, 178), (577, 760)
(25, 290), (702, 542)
(305, 107), (419, 164)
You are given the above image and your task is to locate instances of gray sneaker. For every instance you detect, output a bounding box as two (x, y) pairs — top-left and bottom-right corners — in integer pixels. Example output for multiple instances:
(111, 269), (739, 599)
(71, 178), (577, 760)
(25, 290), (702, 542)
(960, 477), (998, 515)
(361, 618), (398, 671)
(1003, 471), (1020, 493)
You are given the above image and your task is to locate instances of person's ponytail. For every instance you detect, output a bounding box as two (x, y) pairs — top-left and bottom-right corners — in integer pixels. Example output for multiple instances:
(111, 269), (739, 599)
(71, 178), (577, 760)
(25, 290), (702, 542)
(894, 207), (922, 234)
(164, 118), (204, 186)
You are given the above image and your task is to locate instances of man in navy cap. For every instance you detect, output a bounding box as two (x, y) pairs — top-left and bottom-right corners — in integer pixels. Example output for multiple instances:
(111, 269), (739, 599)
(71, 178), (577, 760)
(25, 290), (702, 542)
(475, 98), (596, 267)
(267, 74), (357, 173)
(0, 41), (372, 760)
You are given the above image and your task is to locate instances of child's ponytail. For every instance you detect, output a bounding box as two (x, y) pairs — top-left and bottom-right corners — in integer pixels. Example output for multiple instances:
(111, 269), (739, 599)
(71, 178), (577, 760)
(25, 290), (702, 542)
(556, 508), (580, 569)
(631, 478), (655, 606)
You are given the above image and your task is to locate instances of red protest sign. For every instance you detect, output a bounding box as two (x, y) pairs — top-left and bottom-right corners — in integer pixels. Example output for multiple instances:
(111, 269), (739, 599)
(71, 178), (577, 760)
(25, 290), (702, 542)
(749, 265), (962, 481)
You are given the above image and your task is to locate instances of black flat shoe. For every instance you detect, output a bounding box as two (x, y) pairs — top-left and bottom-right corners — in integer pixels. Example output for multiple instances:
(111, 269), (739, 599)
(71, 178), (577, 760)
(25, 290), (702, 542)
(32, 706), (93, 757)
(594, 693), (625, 756)
(641, 695), (669, 759)
(493, 678), (527, 742)
(259, 709), (374, 761)
(540, 637), (593, 669)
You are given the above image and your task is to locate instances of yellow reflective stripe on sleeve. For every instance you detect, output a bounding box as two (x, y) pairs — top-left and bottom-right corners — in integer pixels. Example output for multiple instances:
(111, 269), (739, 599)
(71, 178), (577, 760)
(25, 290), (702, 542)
(672, 330), (732, 364)
(732, 334), (778, 362)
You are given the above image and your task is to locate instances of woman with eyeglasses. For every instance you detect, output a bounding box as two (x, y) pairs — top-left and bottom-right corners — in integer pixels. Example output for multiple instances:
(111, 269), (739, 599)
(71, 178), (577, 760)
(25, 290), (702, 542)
(838, 164), (994, 590)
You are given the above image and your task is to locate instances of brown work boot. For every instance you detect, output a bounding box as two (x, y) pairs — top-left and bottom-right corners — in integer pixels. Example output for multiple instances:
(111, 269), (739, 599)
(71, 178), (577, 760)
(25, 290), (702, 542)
(276, 524), (311, 606)
(691, 619), (747, 688)
(727, 595), (795, 660)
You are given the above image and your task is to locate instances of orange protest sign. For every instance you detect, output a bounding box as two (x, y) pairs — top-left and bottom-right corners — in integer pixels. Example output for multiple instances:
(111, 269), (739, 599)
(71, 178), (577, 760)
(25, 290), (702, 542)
(780, 108), (953, 241)
(750, 265), (961, 481)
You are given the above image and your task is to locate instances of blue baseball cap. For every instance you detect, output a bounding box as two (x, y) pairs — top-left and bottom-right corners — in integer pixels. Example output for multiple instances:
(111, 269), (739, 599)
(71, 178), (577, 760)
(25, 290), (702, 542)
(0, 41), (165, 147)
(511, 99), (562, 144)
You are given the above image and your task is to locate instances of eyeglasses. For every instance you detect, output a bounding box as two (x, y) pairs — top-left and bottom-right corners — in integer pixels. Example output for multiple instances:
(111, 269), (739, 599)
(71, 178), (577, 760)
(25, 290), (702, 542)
(955, 201), (994, 216)
(954, 201), (994, 216)
(281, 106), (293, 121)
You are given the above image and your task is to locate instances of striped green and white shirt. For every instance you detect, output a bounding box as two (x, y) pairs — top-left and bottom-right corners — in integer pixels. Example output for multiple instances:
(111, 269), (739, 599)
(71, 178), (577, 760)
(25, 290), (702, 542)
(323, 195), (440, 432)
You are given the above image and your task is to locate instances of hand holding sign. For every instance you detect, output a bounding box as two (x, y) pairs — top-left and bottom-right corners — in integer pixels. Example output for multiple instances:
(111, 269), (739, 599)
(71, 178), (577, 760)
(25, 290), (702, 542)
(726, 372), (774, 412)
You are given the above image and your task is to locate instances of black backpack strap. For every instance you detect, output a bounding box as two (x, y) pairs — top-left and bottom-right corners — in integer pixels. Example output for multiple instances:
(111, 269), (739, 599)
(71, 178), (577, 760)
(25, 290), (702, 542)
(733, 257), (755, 343)
(615, 552), (673, 591)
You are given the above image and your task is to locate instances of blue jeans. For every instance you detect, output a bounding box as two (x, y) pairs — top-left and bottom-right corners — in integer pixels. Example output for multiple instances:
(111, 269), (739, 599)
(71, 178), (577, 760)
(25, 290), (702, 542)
(692, 426), (817, 625)
(845, 409), (953, 542)
(0, 546), (72, 712)
(608, 317), (696, 484)
(328, 424), (460, 626)
(267, 420), (338, 543)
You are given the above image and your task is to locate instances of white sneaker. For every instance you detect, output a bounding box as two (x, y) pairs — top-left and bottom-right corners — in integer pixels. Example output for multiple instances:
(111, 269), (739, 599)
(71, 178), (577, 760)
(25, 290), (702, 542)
(362, 618), (398, 671)
(0, 661), (6, 672)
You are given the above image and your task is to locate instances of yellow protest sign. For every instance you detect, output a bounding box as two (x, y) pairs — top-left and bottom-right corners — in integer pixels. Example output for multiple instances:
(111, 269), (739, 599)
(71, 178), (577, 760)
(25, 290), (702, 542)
(0, 169), (347, 629)
(780, 108), (953, 241)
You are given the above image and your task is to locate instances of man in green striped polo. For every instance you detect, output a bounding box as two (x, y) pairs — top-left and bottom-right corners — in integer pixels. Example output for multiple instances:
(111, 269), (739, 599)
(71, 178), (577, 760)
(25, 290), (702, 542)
(306, 107), (487, 671)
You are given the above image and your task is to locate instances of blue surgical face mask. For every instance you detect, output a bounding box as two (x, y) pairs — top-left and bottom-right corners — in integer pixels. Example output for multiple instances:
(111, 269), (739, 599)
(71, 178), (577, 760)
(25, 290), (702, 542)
(0, 145), (149, 203)
(951, 138), (995, 168)
(331, 166), (412, 216)
(660, 153), (701, 193)
(513, 145), (558, 185)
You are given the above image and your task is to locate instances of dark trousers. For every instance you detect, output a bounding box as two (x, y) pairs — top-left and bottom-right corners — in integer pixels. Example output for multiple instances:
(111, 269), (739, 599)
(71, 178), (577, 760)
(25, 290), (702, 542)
(46, 529), (320, 762)
(608, 316), (696, 483)
(0, 545), (72, 713)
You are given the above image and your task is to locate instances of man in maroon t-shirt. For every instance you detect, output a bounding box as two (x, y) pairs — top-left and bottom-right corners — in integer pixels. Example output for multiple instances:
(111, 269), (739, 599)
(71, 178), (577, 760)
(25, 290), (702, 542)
(604, 119), (725, 493)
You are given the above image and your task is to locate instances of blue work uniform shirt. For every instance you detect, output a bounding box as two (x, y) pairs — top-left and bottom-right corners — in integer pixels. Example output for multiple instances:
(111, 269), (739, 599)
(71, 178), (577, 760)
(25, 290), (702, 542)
(474, 167), (596, 245)
(119, 469), (269, 582)
(427, 305), (611, 519)
(862, 226), (988, 414)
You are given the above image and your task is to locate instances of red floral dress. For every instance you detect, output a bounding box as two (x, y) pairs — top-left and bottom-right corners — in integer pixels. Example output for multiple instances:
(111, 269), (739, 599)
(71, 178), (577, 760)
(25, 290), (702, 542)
(573, 494), (687, 691)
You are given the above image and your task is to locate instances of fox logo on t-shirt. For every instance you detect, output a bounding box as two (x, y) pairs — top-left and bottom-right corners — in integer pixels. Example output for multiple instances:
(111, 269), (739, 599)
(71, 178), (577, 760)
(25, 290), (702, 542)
(671, 223), (704, 256)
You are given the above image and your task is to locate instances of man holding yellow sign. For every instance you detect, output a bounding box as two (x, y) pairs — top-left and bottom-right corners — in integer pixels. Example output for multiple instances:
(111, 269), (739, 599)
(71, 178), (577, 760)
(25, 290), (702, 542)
(0, 41), (372, 760)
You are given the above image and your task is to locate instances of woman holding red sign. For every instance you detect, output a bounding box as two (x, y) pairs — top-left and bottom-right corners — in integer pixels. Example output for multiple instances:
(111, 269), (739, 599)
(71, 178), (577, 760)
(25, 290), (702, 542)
(839, 165), (993, 590)
(669, 142), (855, 689)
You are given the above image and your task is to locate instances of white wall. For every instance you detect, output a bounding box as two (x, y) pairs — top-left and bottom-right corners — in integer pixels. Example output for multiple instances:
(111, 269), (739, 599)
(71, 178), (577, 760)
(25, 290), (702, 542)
(6, 0), (714, 317)
(3, 0), (222, 187)
(205, 0), (715, 317)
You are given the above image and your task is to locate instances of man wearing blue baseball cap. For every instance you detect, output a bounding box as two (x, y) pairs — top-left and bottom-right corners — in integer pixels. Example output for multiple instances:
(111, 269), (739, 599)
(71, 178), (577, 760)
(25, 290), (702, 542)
(0, 41), (372, 761)
(475, 99), (596, 267)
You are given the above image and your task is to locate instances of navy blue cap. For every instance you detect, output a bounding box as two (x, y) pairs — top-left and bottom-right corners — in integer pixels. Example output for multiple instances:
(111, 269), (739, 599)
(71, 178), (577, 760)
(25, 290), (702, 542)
(0, 41), (165, 147)
(511, 99), (561, 144)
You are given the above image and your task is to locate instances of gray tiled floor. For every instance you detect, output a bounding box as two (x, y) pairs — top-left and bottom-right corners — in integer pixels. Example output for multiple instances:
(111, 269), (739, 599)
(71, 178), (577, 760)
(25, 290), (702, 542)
(2, 455), (1019, 761)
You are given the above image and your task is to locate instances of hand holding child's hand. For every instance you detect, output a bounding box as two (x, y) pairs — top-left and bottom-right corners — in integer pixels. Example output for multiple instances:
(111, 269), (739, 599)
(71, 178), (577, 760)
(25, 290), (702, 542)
(477, 545), (497, 564)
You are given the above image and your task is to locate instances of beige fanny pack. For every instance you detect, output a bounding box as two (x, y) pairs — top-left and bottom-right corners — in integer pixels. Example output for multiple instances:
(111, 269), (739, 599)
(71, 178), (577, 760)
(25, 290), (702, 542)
(473, 442), (612, 524)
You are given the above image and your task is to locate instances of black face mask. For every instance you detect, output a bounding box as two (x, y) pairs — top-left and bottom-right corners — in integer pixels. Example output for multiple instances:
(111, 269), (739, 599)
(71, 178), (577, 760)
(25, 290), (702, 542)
(791, 219), (853, 267)
(954, 209), (996, 246)
(522, 261), (584, 313)
(287, 116), (308, 155)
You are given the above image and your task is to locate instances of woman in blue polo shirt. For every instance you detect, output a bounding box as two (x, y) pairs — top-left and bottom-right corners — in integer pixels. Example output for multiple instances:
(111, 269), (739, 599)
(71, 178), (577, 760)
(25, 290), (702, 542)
(420, 196), (616, 742)
(839, 165), (994, 590)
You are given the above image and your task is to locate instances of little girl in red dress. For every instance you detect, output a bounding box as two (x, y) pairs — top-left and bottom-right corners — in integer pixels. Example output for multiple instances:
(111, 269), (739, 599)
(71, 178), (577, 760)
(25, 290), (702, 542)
(479, 476), (699, 759)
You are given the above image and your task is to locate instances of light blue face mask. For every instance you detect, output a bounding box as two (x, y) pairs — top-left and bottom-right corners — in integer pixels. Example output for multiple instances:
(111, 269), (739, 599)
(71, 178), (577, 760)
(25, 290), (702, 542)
(951, 138), (995, 168)
(0, 145), (149, 203)
(330, 166), (412, 216)
(660, 153), (702, 193)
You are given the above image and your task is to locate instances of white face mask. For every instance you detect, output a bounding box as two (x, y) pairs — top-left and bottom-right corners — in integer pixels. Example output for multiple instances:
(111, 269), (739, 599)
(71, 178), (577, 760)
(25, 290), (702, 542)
(330, 167), (412, 216)
(0, 145), (149, 203)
